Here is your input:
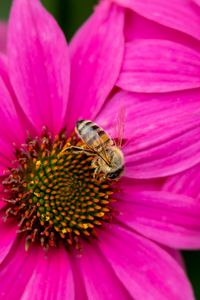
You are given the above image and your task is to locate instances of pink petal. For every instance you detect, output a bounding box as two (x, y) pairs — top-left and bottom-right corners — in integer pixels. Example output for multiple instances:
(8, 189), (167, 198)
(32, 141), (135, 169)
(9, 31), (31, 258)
(0, 219), (17, 264)
(8, 0), (70, 135)
(0, 22), (7, 54)
(0, 138), (15, 174)
(67, 1), (124, 132)
(21, 246), (74, 300)
(0, 76), (25, 146)
(0, 182), (11, 210)
(0, 195), (7, 210)
(96, 89), (200, 178)
(113, 0), (200, 41)
(164, 164), (200, 198)
(74, 243), (131, 299)
(0, 68), (27, 173)
(194, 0), (200, 6)
(165, 249), (185, 268)
(69, 253), (88, 300)
(124, 10), (200, 53)
(125, 125), (200, 178)
(114, 190), (200, 249)
(119, 176), (165, 193)
(98, 225), (194, 300)
(117, 39), (200, 93)
(0, 54), (10, 87)
(0, 242), (43, 299)
(0, 54), (37, 138)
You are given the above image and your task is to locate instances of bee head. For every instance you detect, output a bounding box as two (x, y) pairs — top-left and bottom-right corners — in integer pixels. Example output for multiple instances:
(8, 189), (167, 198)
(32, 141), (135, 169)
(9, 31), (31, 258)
(106, 167), (124, 180)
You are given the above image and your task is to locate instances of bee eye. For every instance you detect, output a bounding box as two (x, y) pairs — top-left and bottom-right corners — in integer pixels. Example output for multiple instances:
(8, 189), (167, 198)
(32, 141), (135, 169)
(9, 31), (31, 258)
(107, 173), (117, 180)
(107, 167), (124, 180)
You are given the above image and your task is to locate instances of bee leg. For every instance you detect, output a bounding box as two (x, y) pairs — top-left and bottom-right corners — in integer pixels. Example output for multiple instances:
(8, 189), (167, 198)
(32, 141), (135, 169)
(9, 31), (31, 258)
(63, 146), (94, 155)
(92, 156), (101, 182)
(91, 156), (98, 168)
(93, 166), (100, 179)
(94, 172), (106, 183)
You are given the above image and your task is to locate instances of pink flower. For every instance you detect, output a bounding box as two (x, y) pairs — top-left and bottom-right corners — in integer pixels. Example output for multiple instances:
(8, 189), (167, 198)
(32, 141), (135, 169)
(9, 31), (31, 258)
(0, 0), (199, 299)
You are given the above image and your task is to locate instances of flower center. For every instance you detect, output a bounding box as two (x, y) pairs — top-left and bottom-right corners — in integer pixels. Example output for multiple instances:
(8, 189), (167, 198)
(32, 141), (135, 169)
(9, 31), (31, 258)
(2, 128), (115, 250)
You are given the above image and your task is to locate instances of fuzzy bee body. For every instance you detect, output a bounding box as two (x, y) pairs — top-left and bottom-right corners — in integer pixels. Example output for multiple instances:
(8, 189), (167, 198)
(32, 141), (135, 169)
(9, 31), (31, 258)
(75, 120), (124, 180)
(76, 120), (112, 151)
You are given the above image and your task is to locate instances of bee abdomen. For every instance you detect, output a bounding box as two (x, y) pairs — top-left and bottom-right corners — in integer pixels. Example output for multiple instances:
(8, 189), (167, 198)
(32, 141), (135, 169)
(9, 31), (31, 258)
(76, 120), (112, 151)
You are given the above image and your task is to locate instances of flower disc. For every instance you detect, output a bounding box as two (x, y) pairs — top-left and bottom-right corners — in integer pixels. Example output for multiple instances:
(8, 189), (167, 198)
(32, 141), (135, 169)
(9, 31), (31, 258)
(2, 128), (115, 250)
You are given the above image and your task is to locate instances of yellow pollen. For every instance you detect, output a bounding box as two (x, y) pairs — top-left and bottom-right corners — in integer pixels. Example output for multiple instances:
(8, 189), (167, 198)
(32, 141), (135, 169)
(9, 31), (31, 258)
(34, 192), (40, 197)
(35, 160), (41, 169)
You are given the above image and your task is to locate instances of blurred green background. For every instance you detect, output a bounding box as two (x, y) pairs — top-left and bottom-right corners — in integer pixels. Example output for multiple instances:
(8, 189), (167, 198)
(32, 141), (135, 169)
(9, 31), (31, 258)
(0, 0), (97, 40)
(0, 0), (200, 298)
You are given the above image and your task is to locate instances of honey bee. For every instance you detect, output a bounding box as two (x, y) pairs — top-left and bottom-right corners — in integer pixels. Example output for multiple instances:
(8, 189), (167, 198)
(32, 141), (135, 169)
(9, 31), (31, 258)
(66, 115), (125, 181)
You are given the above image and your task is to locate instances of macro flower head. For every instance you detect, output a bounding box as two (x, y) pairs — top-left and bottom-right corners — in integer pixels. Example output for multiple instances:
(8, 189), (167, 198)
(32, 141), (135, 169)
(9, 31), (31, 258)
(0, 0), (199, 299)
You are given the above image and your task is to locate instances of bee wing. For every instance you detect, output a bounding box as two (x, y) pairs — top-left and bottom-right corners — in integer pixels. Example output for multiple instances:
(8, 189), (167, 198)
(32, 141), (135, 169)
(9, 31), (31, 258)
(76, 123), (111, 166)
(98, 141), (111, 165)
(110, 107), (126, 148)
(93, 131), (112, 166)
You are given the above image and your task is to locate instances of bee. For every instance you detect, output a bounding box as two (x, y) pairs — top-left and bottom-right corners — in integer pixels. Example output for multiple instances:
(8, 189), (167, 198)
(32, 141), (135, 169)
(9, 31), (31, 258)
(64, 111), (125, 181)
(75, 120), (124, 180)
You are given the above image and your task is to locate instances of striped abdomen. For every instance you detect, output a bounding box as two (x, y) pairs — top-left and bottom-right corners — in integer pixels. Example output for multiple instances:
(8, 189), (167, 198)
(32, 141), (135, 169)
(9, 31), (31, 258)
(75, 120), (113, 152)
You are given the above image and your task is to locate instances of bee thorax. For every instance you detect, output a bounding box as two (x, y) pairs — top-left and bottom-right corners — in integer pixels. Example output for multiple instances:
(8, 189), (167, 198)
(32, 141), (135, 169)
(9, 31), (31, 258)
(97, 146), (124, 180)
